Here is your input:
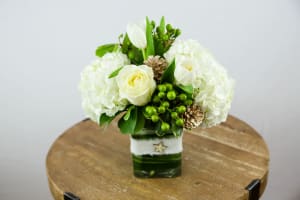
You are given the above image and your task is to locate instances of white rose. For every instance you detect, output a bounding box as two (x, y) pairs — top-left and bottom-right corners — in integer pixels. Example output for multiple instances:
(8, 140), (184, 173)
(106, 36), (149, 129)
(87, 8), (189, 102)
(116, 65), (156, 106)
(126, 20), (147, 49)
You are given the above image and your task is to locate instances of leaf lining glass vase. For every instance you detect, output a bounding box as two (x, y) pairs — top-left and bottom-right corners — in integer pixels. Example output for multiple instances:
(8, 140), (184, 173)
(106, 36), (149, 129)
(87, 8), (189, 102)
(130, 128), (183, 178)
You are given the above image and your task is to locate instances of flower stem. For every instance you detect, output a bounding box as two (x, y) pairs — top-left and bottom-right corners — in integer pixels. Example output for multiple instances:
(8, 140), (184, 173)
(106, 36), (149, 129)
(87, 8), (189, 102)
(142, 49), (147, 60)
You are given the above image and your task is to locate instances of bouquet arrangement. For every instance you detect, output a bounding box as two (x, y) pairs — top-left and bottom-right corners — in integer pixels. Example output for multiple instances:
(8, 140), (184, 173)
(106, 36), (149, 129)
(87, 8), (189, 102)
(79, 17), (234, 136)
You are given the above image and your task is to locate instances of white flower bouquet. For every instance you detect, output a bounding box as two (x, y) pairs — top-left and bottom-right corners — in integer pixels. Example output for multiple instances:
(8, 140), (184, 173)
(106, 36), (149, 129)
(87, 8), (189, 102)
(79, 17), (234, 178)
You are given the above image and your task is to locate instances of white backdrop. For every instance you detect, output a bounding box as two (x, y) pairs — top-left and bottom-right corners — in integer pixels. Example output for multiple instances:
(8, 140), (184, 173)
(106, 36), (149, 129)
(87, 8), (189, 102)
(1, 0), (299, 199)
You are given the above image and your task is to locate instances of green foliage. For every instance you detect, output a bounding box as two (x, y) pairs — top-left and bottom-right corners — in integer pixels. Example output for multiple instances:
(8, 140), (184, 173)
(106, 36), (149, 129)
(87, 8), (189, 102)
(118, 107), (145, 134)
(176, 84), (194, 98)
(154, 121), (165, 136)
(171, 120), (182, 137)
(120, 34), (143, 65)
(134, 108), (146, 133)
(123, 105), (134, 120)
(153, 16), (181, 56)
(119, 16), (180, 62)
(145, 17), (155, 58)
(95, 44), (119, 57)
(99, 113), (116, 126)
(161, 59), (175, 83)
(108, 66), (123, 78)
(159, 16), (165, 35)
(96, 17), (186, 137)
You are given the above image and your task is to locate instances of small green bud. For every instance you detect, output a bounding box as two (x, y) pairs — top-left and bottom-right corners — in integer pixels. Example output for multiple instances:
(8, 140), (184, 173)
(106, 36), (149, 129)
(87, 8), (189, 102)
(161, 122), (170, 131)
(177, 105), (186, 114)
(166, 24), (173, 32)
(179, 94), (187, 101)
(175, 118), (184, 127)
(158, 92), (165, 98)
(162, 35), (168, 40)
(128, 50), (135, 59)
(156, 27), (160, 34)
(151, 115), (159, 122)
(175, 29), (181, 37)
(153, 96), (160, 103)
(167, 91), (176, 100)
(158, 85), (167, 92)
(158, 106), (166, 114)
(184, 99), (193, 106)
(151, 20), (156, 28)
(162, 101), (170, 108)
(171, 112), (178, 119)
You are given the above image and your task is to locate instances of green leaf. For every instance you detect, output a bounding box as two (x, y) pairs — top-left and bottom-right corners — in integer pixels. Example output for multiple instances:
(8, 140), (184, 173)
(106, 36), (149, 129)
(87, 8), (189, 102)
(159, 16), (165, 35)
(118, 107), (138, 134)
(99, 113), (116, 126)
(95, 44), (119, 57)
(145, 17), (155, 58)
(121, 34), (130, 53)
(123, 105), (134, 121)
(177, 84), (194, 95)
(134, 107), (145, 133)
(161, 59), (175, 83)
(154, 121), (165, 137)
(171, 121), (183, 137)
(108, 66), (123, 78)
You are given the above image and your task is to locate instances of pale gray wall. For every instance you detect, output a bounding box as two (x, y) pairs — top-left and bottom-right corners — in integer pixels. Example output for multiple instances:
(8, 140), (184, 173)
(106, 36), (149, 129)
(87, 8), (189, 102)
(0, 0), (299, 199)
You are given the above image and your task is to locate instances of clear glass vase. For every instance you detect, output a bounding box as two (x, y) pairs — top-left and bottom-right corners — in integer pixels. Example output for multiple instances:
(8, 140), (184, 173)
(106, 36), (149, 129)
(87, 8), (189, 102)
(130, 129), (183, 178)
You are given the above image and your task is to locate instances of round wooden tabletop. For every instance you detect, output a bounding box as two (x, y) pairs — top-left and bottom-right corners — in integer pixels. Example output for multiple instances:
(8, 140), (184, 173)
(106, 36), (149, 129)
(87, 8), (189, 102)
(46, 115), (269, 200)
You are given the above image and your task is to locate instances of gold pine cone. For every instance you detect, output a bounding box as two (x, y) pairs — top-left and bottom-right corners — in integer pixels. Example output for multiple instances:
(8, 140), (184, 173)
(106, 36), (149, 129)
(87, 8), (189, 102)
(144, 56), (168, 81)
(183, 104), (204, 129)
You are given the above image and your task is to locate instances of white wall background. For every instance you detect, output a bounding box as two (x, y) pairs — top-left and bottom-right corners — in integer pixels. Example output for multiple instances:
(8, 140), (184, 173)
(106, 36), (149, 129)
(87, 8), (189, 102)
(0, 0), (299, 199)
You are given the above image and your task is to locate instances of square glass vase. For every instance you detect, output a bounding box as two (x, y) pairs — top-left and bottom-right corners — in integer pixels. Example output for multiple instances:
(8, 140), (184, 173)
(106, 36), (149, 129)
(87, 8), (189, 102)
(130, 129), (183, 178)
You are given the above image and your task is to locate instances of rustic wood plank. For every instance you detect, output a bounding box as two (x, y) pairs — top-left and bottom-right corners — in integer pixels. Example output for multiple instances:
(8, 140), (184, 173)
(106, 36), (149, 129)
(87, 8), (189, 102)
(46, 115), (269, 200)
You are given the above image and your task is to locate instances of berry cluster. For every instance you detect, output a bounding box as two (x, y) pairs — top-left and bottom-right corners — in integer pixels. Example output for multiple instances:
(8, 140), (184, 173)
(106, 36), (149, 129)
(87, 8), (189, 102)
(144, 83), (193, 133)
(152, 20), (181, 57)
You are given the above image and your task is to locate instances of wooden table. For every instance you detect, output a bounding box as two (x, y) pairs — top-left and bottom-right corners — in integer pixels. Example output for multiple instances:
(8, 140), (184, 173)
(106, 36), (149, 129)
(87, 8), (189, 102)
(46, 115), (269, 200)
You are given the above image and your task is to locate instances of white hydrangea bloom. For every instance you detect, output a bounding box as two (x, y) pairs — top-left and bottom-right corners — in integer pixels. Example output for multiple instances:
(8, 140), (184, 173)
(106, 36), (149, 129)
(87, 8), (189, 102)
(79, 52), (130, 123)
(164, 39), (235, 128)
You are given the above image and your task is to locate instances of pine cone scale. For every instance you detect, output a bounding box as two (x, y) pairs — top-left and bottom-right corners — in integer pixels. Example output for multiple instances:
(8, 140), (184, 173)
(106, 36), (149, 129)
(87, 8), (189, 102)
(144, 56), (168, 81)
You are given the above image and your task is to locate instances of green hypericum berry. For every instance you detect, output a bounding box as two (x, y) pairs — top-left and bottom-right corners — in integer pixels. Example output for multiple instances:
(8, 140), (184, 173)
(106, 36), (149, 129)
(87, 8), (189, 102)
(153, 96), (160, 103)
(145, 106), (152, 113)
(165, 83), (173, 91)
(167, 91), (176, 100)
(176, 118), (184, 126)
(179, 94), (187, 101)
(158, 106), (166, 113)
(171, 112), (178, 119)
(158, 85), (167, 92)
(161, 122), (170, 131)
(184, 99), (193, 106)
(166, 24), (173, 32)
(177, 105), (186, 114)
(175, 29), (181, 37)
(158, 92), (165, 98)
(162, 101), (170, 108)
(151, 115), (159, 122)
(146, 106), (156, 115)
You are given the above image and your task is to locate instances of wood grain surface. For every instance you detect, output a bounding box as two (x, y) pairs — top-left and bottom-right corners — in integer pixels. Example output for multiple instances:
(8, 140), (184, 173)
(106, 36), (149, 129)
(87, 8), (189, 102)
(46, 115), (269, 200)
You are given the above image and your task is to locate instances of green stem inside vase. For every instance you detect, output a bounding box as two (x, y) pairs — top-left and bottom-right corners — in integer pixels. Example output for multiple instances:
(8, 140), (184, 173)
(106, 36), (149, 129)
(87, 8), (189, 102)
(132, 153), (182, 178)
